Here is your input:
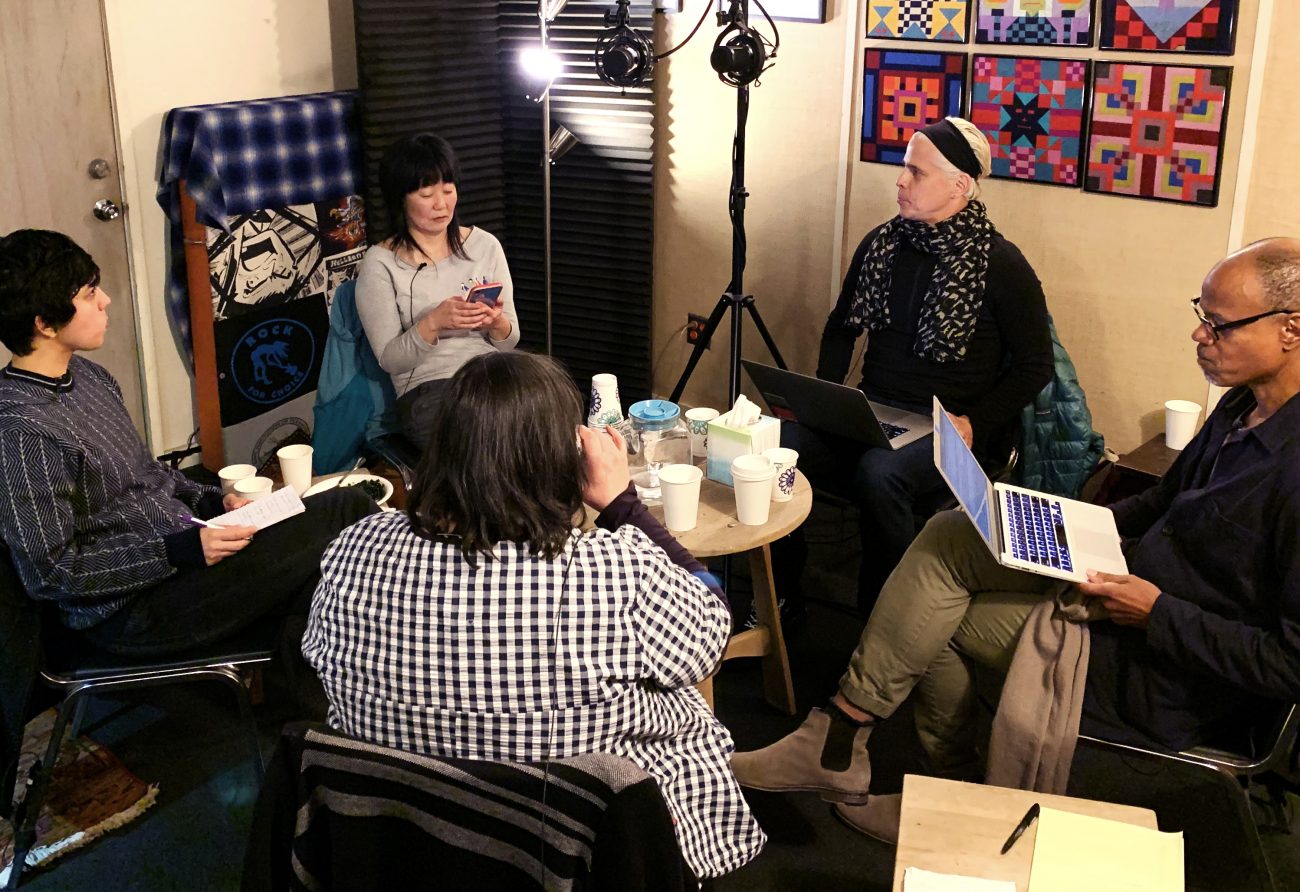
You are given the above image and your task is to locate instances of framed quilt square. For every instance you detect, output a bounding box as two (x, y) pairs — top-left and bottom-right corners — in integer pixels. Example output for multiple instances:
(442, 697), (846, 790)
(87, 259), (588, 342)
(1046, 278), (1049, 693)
(1099, 0), (1238, 54)
(861, 50), (967, 164)
(974, 0), (1095, 47)
(1084, 62), (1231, 207)
(969, 55), (1090, 186)
(867, 1), (971, 43)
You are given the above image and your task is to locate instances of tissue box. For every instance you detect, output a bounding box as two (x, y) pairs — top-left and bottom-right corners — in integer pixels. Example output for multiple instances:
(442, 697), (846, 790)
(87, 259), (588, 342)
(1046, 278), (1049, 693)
(707, 415), (781, 486)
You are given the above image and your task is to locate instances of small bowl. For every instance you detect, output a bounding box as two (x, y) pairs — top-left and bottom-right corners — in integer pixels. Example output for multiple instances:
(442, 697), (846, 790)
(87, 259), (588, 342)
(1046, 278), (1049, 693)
(304, 473), (394, 507)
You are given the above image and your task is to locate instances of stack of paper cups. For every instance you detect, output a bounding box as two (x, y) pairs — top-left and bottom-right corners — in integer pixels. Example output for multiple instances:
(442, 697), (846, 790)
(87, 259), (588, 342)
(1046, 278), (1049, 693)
(588, 373), (623, 428)
(731, 454), (776, 526)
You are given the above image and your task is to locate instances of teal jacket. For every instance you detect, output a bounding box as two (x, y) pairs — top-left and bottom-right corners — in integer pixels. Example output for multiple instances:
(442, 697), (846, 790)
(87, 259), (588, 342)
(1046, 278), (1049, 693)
(1017, 317), (1104, 499)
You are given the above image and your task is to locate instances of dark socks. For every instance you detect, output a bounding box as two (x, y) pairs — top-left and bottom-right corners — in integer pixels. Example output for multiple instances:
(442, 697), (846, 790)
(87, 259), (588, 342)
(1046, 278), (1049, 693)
(820, 697), (872, 772)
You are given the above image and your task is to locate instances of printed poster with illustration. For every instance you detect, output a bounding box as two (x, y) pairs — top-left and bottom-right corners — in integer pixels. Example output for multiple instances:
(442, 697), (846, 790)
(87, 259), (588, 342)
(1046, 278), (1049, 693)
(206, 196), (367, 455)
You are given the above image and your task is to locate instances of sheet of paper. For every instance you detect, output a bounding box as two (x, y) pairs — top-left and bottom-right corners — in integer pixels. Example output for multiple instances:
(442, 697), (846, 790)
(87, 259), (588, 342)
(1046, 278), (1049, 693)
(209, 486), (305, 531)
(1028, 806), (1183, 892)
(903, 867), (1015, 892)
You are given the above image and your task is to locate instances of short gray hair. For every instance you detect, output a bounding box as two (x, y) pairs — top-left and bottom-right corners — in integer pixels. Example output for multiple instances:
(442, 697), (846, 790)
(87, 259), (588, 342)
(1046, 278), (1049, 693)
(1245, 239), (1300, 312)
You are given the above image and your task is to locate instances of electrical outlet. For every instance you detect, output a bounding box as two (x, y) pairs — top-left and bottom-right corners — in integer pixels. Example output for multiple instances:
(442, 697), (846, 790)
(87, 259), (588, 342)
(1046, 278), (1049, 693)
(686, 313), (710, 348)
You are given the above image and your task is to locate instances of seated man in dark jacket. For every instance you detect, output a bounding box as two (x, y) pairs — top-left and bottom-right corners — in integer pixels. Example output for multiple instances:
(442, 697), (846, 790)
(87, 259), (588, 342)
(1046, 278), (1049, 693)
(778, 117), (1052, 619)
(0, 229), (375, 708)
(734, 237), (1300, 840)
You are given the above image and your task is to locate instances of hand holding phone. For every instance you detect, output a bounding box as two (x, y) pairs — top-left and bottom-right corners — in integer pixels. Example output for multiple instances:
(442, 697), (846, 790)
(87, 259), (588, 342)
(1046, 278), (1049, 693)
(467, 282), (504, 307)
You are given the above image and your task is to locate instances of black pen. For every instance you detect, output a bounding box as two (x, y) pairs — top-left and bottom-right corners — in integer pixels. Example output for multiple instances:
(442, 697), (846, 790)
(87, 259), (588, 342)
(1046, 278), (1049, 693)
(1000, 802), (1040, 855)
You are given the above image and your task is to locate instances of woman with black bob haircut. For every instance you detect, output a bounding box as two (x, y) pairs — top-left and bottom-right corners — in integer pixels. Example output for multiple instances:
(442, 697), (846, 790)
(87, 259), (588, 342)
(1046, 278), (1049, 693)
(355, 133), (520, 448)
(304, 351), (766, 880)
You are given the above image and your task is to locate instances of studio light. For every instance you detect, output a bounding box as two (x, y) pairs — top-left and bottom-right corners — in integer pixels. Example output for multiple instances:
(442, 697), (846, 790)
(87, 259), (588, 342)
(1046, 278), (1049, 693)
(548, 125), (580, 164)
(594, 0), (656, 88)
(520, 46), (564, 101)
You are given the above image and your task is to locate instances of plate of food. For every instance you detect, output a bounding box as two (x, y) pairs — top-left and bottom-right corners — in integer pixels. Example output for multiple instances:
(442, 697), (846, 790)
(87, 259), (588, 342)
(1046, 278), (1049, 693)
(303, 472), (394, 507)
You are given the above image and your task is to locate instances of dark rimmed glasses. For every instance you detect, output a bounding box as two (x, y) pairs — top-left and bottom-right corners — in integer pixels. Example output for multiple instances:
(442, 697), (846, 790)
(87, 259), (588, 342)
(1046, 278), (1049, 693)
(1191, 297), (1290, 341)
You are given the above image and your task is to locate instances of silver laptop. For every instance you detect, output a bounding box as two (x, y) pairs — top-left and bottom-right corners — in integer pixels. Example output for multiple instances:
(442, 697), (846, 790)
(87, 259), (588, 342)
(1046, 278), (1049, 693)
(933, 397), (1126, 583)
(741, 360), (931, 450)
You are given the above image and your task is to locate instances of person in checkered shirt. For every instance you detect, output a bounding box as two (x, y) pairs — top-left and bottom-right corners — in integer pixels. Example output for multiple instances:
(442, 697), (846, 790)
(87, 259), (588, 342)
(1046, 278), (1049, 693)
(303, 351), (765, 879)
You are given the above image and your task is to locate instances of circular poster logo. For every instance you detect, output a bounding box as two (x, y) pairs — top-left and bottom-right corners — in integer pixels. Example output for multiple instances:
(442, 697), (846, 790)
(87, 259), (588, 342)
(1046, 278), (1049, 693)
(229, 318), (315, 405)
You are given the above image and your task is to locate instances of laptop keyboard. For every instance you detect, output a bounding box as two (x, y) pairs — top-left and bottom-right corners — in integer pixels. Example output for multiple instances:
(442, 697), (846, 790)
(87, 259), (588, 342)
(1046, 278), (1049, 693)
(1004, 491), (1073, 572)
(881, 422), (907, 440)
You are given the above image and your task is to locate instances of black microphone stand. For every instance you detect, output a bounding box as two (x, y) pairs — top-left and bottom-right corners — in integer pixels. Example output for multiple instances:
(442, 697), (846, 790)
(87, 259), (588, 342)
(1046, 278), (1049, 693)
(669, 0), (786, 406)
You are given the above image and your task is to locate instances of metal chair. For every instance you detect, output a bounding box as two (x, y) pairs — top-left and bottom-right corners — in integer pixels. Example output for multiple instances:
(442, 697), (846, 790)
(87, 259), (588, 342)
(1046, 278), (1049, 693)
(1078, 703), (1300, 892)
(1, 560), (276, 889)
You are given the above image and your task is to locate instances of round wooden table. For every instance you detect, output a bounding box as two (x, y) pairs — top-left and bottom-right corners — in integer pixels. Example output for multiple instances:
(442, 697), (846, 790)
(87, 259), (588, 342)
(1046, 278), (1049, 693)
(645, 470), (812, 715)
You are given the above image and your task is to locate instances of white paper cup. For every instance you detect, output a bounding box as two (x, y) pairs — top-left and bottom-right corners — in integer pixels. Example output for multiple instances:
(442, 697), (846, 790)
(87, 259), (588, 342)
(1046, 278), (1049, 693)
(763, 447), (799, 502)
(218, 463), (256, 495)
(588, 373), (623, 427)
(659, 463), (703, 532)
(233, 475), (273, 501)
(731, 454), (776, 526)
(685, 407), (720, 461)
(1164, 400), (1202, 451)
(277, 443), (314, 496)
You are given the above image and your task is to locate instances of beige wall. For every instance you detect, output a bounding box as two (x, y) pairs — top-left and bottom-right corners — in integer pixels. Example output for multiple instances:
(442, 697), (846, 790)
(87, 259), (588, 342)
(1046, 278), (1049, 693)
(104, 0), (356, 452)
(1243, 0), (1300, 243)
(654, 1), (1287, 454)
(652, 3), (857, 413)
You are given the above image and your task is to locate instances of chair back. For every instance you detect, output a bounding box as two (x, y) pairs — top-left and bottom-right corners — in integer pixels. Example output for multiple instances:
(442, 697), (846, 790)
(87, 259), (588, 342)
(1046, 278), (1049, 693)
(0, 548), (42, 822)
(243, 722), (689, 892)
(312, 278), (400, 474)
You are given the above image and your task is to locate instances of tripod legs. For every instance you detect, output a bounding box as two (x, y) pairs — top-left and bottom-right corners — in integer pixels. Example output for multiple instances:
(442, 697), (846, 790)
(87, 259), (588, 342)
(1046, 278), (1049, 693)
(669, 291), (787, 404)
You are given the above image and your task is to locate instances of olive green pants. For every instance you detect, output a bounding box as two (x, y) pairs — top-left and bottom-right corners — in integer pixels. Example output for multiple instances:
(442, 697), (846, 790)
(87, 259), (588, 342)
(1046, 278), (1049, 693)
(839, 510), (1064, 776)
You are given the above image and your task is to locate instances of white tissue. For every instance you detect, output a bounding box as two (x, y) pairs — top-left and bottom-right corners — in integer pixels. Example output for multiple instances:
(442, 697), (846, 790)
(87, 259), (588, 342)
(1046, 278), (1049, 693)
(717, 394), (762, 428)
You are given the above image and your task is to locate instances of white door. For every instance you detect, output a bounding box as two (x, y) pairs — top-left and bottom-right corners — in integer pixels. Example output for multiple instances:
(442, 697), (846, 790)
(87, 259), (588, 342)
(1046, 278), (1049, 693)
(0, 0), (147, 434)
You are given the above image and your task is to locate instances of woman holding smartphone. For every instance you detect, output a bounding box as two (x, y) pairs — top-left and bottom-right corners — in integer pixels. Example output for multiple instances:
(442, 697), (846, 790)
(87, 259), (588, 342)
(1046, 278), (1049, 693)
(355, 133), (520, 447)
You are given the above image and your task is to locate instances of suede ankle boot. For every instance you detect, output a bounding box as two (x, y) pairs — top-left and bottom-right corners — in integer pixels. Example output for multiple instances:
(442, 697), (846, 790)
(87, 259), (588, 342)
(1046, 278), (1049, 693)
(832, 793), (903, 846)
(730, 706), (873, 804)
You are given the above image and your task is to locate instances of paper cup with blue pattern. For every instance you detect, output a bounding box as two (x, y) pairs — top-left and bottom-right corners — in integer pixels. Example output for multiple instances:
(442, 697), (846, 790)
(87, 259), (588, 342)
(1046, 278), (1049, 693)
(684, 407), (719, 461)
(763, 447), (799, 502)
(588, 373), (623, 428)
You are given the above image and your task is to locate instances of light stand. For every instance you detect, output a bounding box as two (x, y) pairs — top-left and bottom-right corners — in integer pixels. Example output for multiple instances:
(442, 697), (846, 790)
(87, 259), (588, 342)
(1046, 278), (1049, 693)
(669, 0), (785, 406)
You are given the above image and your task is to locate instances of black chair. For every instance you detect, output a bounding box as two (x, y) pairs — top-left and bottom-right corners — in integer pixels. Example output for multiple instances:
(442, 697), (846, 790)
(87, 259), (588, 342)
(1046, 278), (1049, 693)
(244, 722), (694, 892)
(0, 552), (276, 889)
(366, 431), (420, 492)
(1078, 704), (1300, 892)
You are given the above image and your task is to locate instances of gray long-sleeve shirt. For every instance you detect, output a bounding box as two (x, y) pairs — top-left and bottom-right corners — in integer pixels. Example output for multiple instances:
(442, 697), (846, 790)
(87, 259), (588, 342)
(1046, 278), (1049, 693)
(354, 230), (521, 398)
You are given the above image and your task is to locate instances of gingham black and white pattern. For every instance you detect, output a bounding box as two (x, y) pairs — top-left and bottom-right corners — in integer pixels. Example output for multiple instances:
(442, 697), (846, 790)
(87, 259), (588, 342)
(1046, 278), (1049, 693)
(0, 358), (218, 628)
(848, 199), (997, 363)
(304, 511), (766, 878)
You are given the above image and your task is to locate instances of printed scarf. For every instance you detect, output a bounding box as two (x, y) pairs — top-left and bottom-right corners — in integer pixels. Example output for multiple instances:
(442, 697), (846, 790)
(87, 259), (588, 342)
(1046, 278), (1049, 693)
(846, 200), (996, 363)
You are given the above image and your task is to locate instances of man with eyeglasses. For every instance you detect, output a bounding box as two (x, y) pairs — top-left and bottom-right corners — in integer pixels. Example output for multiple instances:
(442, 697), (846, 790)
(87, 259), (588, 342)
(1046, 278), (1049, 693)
(731, 238), (1300, 842)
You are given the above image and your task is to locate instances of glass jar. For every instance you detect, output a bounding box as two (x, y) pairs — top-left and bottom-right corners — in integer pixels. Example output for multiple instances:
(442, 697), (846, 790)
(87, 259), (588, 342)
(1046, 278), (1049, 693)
(628, 399), (691, 501)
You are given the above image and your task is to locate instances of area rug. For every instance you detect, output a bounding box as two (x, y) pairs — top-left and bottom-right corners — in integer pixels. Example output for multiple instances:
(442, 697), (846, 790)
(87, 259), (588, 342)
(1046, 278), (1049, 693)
(0, 708), (158, 883)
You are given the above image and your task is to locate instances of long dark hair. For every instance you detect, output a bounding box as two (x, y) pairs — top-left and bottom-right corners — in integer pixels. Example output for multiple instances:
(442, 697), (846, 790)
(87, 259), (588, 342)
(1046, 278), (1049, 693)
(407, 352), (586, 562)
(378, 133), (470, 262)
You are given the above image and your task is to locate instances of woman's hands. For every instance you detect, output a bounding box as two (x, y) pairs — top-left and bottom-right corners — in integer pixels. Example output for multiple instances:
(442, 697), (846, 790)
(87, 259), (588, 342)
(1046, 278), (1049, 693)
(417, 296), (512, 344)
(579, 424), (630, 510)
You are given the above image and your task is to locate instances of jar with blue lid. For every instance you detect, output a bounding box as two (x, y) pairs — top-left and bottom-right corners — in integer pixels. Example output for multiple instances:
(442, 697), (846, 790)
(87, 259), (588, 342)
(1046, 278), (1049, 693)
(628, 399), (691, 501)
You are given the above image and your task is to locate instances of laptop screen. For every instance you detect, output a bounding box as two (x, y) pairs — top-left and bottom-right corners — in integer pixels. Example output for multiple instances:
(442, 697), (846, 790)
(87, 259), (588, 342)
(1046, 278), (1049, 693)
(934, 404), (995, 546)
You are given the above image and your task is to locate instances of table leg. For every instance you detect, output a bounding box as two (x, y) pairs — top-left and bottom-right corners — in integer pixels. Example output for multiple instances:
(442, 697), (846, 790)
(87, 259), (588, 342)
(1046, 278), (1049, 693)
(749, 543), (796, 715)
(694, 675), (715, 712)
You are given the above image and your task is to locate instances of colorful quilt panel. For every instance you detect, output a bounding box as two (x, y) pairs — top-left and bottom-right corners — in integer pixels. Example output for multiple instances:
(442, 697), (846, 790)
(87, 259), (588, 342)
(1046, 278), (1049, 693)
(1099, 0), (1238, 54)
(862, 50), (967, 164)
(1084, 62), (1231, 206)
(974, 0), (1095, 47)
(867, 1), (971, 43)
(969, 55), (1089, 186)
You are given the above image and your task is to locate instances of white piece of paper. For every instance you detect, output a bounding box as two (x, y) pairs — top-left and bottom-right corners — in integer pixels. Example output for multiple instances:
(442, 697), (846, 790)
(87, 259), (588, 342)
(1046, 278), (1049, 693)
(208, 485), (305, 531)
(904, 867), (1016, 892)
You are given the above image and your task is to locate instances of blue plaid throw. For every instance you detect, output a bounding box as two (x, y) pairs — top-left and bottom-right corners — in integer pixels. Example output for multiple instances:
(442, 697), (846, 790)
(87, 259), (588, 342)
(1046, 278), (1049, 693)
(156, 91), (363, 350)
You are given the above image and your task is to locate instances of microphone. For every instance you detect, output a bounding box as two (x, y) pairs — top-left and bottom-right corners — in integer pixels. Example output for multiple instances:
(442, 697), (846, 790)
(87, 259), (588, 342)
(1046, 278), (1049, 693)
(594, 0), (655, 88)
